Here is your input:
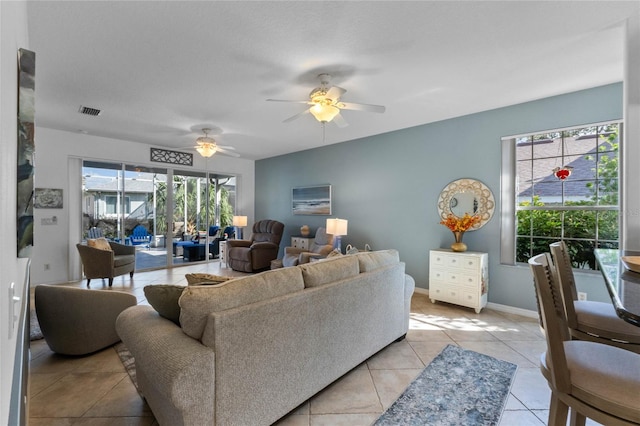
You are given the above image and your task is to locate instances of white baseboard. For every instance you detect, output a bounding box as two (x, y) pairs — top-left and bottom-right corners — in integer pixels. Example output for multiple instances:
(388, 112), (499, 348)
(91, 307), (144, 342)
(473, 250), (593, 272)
(413, 287), (538, 319)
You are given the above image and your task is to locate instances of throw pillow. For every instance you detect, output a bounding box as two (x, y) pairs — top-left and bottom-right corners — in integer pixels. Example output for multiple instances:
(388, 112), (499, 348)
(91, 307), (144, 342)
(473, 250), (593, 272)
(144, 285), (185, 325)
(87, 237), (112, 251)
(179, 267), (305, 340)
(300, 255), (359, 288)
(185, 273), (233, 286)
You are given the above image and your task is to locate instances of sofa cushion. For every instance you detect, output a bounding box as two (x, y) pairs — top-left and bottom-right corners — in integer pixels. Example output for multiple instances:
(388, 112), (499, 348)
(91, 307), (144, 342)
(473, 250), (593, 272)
(88, 237), (112, 251)
(179, 266), (305, 339)
(355, 249), (399, 272)
(300, 255), (360, 288)
(185, 273), (233, 286)
(144, 285), (186, 325)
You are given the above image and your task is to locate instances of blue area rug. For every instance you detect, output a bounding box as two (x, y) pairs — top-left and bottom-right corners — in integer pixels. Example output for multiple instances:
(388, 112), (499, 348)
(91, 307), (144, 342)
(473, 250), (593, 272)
(375, 344), (517, 426)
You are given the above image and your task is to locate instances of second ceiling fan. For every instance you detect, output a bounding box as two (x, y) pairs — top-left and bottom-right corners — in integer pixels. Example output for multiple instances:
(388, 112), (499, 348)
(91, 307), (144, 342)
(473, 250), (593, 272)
(189, 128), (239, 158)
(267, 73), (385, 128)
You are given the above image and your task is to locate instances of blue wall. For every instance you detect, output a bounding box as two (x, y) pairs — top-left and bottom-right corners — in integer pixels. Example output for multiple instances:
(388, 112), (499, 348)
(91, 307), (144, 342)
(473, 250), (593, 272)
(256, 83), (623, 311)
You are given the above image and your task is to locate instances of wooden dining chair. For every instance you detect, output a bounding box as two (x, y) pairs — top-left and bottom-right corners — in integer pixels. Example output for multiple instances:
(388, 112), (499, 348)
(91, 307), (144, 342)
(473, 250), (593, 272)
(550, 241), (640, 353)
(529, 253), (640, 426)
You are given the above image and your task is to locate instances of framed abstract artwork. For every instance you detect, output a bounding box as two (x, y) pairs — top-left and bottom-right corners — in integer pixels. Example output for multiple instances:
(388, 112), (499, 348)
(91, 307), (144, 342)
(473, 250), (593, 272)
(292, 185), (332, 215)
(34, 188), (63, 209)
(17, 48), (36, 257)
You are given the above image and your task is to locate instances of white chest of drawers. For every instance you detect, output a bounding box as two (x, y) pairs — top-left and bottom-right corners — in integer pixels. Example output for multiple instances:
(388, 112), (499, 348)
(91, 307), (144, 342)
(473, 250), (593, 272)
(429, 249), (489, 313)
(291, 236), (314, 250)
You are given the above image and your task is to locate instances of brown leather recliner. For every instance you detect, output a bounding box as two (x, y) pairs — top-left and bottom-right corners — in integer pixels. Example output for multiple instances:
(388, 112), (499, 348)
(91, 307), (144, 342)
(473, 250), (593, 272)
(227, 220), (284, 272)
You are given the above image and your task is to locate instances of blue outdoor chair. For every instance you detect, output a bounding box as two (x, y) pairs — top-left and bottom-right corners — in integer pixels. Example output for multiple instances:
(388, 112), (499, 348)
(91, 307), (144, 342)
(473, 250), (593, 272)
(87, 227), (104, 239)
(130, 225), (152, 248)
(222, 226), (235, 239)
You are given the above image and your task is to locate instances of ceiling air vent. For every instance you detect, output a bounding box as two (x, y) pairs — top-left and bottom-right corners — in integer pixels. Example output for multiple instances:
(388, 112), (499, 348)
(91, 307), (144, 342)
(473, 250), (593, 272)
(78, 105), (101, 116)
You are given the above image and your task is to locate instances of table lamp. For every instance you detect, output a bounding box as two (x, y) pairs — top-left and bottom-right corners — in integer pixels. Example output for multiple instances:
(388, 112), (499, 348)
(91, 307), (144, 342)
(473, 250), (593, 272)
(232, 215), (247, 240)
(326, 218), (348, 253)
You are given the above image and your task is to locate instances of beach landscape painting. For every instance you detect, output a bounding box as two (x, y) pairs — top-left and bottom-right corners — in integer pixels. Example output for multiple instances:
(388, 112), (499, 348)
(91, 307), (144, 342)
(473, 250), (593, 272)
(292, 185), (332, 215)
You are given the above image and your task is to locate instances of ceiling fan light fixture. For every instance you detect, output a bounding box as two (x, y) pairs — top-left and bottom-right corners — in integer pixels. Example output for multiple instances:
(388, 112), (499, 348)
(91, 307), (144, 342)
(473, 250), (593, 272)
(196, 136), (215, 144)
(196, 143), (217, 158)
(310, 103), (340, 123)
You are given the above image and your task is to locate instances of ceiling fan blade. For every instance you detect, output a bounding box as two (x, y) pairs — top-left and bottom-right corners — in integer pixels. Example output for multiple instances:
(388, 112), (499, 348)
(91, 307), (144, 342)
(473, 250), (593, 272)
(332, 112), (348, 128)
(325, 86), (346, 100)
(216, 147), (240, 158)
(339, 102), (386, 113)
(218, 145), (236, 150)
(283, 108), (311, 123)
(266, 99), (311, 104)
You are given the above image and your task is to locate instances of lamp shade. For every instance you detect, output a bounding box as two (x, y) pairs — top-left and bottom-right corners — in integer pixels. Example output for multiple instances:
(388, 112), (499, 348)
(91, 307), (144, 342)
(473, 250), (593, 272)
(195, 143), (217, 158)
(232, 215), (248, 227)
(326, 218), (348, 236)
(310, 104), (340, 123)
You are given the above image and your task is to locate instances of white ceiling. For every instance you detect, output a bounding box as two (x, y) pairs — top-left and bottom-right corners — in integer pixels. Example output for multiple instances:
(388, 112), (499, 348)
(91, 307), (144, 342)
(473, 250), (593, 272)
(26, 1), (640, 161)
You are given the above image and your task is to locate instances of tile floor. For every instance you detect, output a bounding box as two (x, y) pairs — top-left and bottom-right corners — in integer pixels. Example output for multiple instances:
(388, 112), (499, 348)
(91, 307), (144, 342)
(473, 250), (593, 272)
(28, 261), (601, 426)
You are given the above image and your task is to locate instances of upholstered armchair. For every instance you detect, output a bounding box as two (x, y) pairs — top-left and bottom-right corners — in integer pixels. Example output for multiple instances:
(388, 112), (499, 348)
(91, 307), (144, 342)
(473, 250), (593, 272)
(282, 227), (334, 267)
(35, 284), (136, 355)
(227, 220), (284, 272)
(76, 239), (136, 286)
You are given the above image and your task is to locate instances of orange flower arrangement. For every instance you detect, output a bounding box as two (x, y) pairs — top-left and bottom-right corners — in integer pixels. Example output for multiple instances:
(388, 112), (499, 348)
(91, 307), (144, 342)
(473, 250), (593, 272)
(440, 213), (481, 232)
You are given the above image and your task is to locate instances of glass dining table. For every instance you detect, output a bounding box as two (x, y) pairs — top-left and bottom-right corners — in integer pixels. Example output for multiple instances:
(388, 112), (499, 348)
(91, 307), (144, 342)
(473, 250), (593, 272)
(594, 249), (640, 327)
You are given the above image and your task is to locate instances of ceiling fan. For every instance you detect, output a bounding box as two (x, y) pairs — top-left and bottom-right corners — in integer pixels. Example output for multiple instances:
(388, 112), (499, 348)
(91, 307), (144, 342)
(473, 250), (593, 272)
(188, 128), (239, 158)
(267, 73), (385, 128)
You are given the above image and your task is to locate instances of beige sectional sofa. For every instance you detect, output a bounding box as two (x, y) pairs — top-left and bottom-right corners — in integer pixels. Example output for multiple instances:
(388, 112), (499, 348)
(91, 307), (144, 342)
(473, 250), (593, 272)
(116, 249), (414, 426)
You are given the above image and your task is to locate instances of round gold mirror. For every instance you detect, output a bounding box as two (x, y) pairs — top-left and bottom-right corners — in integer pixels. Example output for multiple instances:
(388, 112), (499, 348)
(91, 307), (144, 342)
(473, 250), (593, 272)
(437, 178), (495, 231)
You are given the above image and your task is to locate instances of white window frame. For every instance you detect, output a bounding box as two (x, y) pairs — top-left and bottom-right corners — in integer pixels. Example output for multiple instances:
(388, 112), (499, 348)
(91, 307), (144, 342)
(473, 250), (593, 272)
(500, 120), (621, 266)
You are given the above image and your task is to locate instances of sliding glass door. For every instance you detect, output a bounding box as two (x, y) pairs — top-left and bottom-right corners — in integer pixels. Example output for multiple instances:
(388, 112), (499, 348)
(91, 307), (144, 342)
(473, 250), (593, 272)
(82, 161), (169, 269)
(82, 160), (237, 270)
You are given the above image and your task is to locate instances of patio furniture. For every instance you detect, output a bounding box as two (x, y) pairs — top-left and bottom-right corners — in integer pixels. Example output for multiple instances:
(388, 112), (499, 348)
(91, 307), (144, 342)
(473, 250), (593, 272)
(130, 225), (152, 248)
(183, 243), (207, 261)
(87, 227), (104, 239)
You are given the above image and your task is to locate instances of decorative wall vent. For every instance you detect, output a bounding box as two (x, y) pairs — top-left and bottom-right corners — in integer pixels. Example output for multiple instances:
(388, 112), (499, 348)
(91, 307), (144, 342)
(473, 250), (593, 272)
(78, 105), (101, 116)
(150, 147), (193, 166)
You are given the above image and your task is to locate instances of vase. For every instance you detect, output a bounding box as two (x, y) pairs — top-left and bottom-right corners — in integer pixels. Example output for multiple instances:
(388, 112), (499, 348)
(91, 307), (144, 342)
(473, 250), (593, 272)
(451, 231), (467, 252)
(300, 225), (310, 237)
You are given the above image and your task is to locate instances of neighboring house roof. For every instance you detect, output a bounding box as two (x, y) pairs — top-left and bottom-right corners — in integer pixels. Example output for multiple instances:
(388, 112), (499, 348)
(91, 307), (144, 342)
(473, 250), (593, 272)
(84, 177), (155, 193)
(516, 135), (616, 199)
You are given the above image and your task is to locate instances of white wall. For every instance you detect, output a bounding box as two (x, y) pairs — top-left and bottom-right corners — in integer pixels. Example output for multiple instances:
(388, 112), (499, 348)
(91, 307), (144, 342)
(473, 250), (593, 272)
(0, 2), (29, 423)
(31, 127), (255, 285)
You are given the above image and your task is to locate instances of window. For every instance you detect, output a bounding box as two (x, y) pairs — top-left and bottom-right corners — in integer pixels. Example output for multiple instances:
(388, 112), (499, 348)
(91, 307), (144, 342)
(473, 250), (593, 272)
(501, 122), (620, 270)
(105, 195), (131, 215)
